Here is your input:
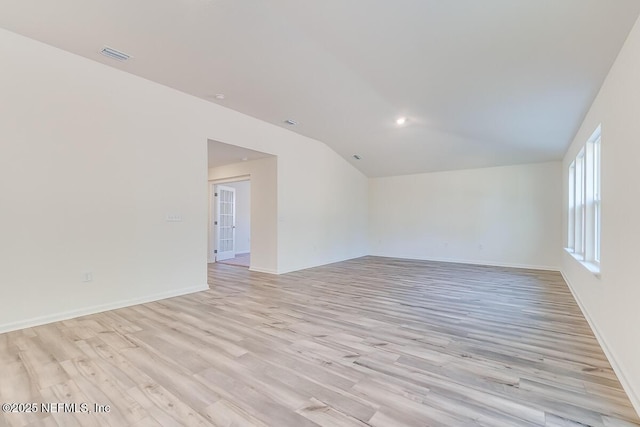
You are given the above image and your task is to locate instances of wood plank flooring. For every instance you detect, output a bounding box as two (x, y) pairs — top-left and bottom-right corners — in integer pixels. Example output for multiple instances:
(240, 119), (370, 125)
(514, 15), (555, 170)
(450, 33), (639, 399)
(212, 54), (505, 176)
(217, 254), (251, 268)
(1, 256), (638, 426)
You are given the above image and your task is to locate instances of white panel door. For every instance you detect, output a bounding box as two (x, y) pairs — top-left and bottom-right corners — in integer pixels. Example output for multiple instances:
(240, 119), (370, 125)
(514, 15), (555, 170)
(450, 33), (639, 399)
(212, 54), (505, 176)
(215, 185), (236, 261)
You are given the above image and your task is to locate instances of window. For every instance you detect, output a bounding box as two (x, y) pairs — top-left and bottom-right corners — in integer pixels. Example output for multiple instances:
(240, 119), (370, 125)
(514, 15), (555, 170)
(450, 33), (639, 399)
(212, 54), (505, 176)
(567, 126), (601, 273)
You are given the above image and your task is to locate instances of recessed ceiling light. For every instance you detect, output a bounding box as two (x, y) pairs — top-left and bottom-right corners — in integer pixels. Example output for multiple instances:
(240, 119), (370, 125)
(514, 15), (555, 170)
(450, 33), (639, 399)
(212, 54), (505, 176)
(396, 117), (407, 125)
(100, 46), (132, 62)
(353, 154), (362, 160)
(241, 157), (248, 161)
(284, 119), (298, 126)
(214, 94), (225, 100)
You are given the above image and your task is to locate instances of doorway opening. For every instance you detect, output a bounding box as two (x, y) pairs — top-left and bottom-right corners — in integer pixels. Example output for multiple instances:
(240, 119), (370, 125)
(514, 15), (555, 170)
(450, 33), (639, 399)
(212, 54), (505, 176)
(207, 140), (277, 274)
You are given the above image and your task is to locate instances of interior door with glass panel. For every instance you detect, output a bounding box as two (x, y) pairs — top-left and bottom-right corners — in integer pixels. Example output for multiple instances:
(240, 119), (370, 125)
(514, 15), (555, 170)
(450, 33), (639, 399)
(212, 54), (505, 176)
(215, 185), (236, 261)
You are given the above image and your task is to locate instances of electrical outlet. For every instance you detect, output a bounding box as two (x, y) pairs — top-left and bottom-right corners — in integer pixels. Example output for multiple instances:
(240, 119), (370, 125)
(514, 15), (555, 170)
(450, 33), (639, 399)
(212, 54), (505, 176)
(83, 272), (93, 283)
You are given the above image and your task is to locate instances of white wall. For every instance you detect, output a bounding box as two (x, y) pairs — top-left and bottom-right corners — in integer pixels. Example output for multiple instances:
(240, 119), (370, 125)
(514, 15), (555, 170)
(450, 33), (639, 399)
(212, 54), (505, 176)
(0, 28), (368, 331)
(277, 145), (369, 273)
(209, 159), (277, 273)
(561, 15), (640, 414)
(223, 180), (251, 254)
(0, 29), (209, 332)
(369, 162), (562, 270)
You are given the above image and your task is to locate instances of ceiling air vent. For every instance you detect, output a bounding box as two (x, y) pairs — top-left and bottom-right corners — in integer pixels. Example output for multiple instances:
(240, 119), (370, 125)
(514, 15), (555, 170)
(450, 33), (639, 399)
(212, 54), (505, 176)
(100, 46), (132, 62)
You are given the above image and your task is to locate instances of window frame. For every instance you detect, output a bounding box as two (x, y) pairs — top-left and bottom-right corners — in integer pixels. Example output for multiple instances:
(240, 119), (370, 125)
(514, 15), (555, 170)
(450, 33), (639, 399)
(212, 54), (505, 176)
(566, 126), (601, 276)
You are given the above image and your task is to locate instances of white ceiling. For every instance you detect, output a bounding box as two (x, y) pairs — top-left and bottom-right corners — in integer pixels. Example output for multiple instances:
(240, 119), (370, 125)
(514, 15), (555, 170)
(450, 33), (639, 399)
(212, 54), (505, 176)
(208, 140), (273, 169)
(1, 0), (639, 177)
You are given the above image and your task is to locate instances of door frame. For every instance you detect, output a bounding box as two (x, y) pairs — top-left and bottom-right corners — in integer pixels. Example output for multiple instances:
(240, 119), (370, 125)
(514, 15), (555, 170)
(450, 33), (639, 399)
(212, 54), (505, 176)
(214, 184), (236, 261)
(208, 175), (250, 263)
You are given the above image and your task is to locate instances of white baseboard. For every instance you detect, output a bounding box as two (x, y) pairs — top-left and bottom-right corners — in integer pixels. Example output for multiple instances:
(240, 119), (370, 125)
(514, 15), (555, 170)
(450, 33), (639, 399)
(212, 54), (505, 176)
(248, 266), (279, 274)
(277, 254), (371, 275)
(0, 284), (209, 335)
(263, 254), (558, 276)
(369, 254), (559, 272)
(561, 271), (640, 417)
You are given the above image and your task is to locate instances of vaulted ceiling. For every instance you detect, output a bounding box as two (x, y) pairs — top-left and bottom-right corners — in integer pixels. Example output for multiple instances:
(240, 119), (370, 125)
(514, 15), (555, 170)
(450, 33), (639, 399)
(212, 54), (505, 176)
(2, 0), (639, 176)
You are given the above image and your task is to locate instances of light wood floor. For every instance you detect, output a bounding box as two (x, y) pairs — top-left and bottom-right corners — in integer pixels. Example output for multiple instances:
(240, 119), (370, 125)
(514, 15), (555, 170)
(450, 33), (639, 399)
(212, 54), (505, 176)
(217, 254), (250, 268)
(1, 257), (638, 426)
